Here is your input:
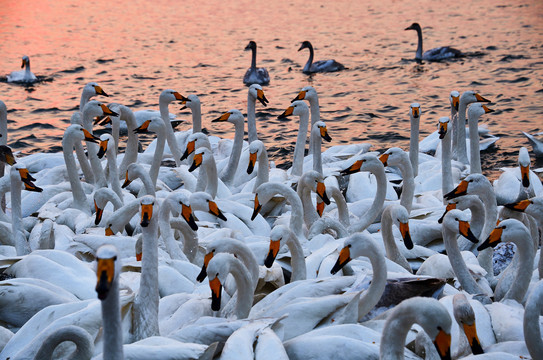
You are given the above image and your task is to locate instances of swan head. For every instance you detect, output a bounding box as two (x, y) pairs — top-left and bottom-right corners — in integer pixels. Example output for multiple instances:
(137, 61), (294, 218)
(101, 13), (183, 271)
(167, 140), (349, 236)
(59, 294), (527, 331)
(21, 55), (30, 68)
(188, 147), (211, 172)
(95, 245), (120, 300)
(83, 100), (119, 118)
(134, 116), (165, 135)
(0, 145), (16, 166)
(298, 41), (313, 52)
(181, 132), (210, 161)
(467, 103), (493, 121)
(84, 82), (109, 97)
(97, 133), (114, 159)
(247, 140), (265, 174)
(299, 170), (330, 205)
(340, 153), (383, 176)
(245, 40), (257, 51)
(442, 209), (479, 244)
(249, 84), (269, 107)
(139, 195), (155, 228)
(292, 86), (317, 102)
(452, 293), (484, 355)
(450, 91), (460, 112)
(461, 91), (491, 105)
(160, 89), (189, 104)
(478, 218), (529, 251)
(64, 124), (100, 146)
(504, 198), (533, 212)
(170, 192), (199, 231)
(518, 147), (531, 187)
(388, 204), (412, 249)
(438, 116), (450, 140)
(314, 121), (332, 142)
(12, 163), (43, 192)
(207, 253), (239, 312)
(331, 232), (381, 275)
(265, 225), (290, 268)
(179, 94), (198, 111)
(380, 147), (408, 168)
(278, 100), (308, 119)
(212, 109), (244, 124)
(443, 173), (490, 200)
(409, 103), (420, 119)
(404, 23), (421, 32)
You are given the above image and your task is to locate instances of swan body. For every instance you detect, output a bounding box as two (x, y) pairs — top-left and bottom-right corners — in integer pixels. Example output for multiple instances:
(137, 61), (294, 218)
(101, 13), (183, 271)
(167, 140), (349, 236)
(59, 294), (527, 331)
(522, 131), (543, 157)
(7, 55), (37, 83)
(405, 23), (463, 61)
(298, 41), (345, 74)
(243, 41), (270, 85)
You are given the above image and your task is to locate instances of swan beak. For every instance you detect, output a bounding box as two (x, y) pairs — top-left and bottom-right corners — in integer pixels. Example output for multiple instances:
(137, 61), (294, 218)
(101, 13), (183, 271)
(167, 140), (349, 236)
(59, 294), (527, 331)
(82, 129), (100, 144)
(404, 24), (414, 31)
(520, 165), (530, 188)
(212, 112), (231, 122)
(278, 106), (294, 119)
(411, 106), (420, 119)
(208, 200), (227, 221)
(188, 152), (203, 172)
(134, 120), (151, 134)
(23, 181), (43, 192)
(179, 96), (191, 110)
(100, 104), (119, 117)
(298, 42), (308, 51)
(478, 226), (503, 251)
(264, 239), (281, 268)
(451, 95), (460, 112)
(316, 200), (325, 217)
(3, 151), (16, 166)
(140, 203), (153, 227)
(438, 122), (448, 140)
(316, 182), (330, 205)
(504, 199), (531, 212)
(379, 153), (389, 167)
(462, 323), (484, 355)
(438, 202), (457, 224)
(93, 85), (109, 97)
(399, 221), (413, 249)
(173, 92), (189, 102)
(481, 105), (494, 114)
(105, 226), (114, 236)
(122, 171), (132, 188)
(136, 252), (142, 262)
(330, 246), (351, 275)
(474, 93), (491, 103)
(95, 256), (116, 300)
(181, 140), (196, 161)
(292, 90), (306, 102)
(21, 59), (25, 68)
(444, 180), (468, 200)
(97, 138), (108, 159)
(433, 328), (452, 360)
(181, 203), (199, 231)
(256, 89), (269, 107)
(197, 251), (214, 282)
(19, 169), (43, 192)
(209, 276), (222, 311)
(340, 159), (363, 176)
(251, 194), (262, 220)
(95, 115), (111, 126)
(94, 200), (104, 225)
(458, 220), (478, 243)
(247, 151), (257, 174)
(320, 125), (332, 142)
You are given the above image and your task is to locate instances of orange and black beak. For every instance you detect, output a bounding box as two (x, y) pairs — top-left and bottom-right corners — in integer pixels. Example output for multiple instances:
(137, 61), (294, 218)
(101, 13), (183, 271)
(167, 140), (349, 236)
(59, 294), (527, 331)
(100, 104), (119, 117)
(105, 226), (114, 236)
(97, 138), (109, 159)
(93, 85), (109, 97)
(411, 106), (420, 119)
(140, 203), (153, 227)
(83, 129), (100, 144)
(433, 327), (452, 360)
(181, 203), (198, 231)
(320, 125), (332, 142)
(478, 226), (503, 251)
(520, 165), (530, 188)
(316, 200), (325, 217)
(197, 251), (214, 282)
(181, 139), (196, 161)
(95, 115), (111, 126)
(504, 199), (531, 212)
(438, 121), (448, 140)
(212, 111), (231, 123)
(264, 238), (281, 268)
(399, 221), (413, 249)
(330, 245), (351, 275)
(94, 200), (104, 225)
(188, 152), (203, 172)
(278, 106), (294, 119)
(21, 58), (25, 68)
(121, 170), (132, 188)
(179, 96), (191, 110)
(444, 180), (468, 200)
(247, 151), (257, 174)
(251, 194), (262, 221)
(1, 146), (16, 165)
(291, 90), (306, 102)
(340, 159), (364, 176)
(316, 181), (330, 205)
(209, 276), (222, 311)
(19, 168), (43, 192)
(438, 202), (457, 224)
(95, 256), (116, 300)
(458, 220), (478, 243)
(256, 88), (269, 107)
(208, 200), (227, 221)
(474, 93), (491, 103)
(379, 153), (389, 167)
(482, 104), (494, 114)
(462, 322), (484, 355)
(173, 92), (189, 102)
(134, 120), (151, 134)
(451, 95), (459, 112)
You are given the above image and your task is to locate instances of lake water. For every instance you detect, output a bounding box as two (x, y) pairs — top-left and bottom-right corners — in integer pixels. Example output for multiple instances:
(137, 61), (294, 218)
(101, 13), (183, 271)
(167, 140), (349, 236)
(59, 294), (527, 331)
(1, 0), (542, 179)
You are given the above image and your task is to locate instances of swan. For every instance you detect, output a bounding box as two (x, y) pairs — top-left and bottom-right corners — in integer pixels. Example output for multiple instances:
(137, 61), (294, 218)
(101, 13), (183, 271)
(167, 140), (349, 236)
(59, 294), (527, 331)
(297, 170), (331, 231)
(379, 147), (414, 212)
(157, 89), (189, 167)
(292, 86), (321, 155)
(455, 91), (491, 164)
(7, 55), (37, 83)
(108, 103), (140, 177)
(309, 121), (332, 175)
(96, 134), (123, 202)
(247, 84), (269, 143)
(409, 103), (421, 177)
(438, 116), (455, 197)
(132, 117), (166, 187)
(212, 109), (245, 186)
(467, 103), (494, 174)
(122, 163), (156, 197)
(522, 131), (543, 157)
(449, 91), (460, 156)
(278, 100), (310, 177)
(264, 224), (307, 282)
(30, 325), (94, 360)
(189, 147), (223, 198)
(524, 279), (543, 358)
(377, 204), (414, 272)
(438, 195), (486, 250)
(179, 94), (202, 133)
(243, 41), (270, 85)
(298, 41), (345, 74)
(451, 293), (485, 357)
(404, 22), (463, 62)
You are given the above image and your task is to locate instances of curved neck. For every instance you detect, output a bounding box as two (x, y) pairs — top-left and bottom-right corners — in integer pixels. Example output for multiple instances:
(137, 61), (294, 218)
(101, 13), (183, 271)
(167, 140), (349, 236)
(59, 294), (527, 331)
(380, 302), (418, 359)
(468, 113), (482, 174)
(220, 239), (260, 290)
(134, 167), (156, 197)
(307, 97), (320, 155)
(441, 129), (454, 198)
(159, 201), (187, 261)
(291, 111), (310, 176)
(286, 229), (307, 282)
(475, 185), (498, 279)
(357, 246), (387, 321)
(303, 46), (314, 73)
(311, 127), (323, 174)
(10, 170), (30, 255)
(381, 208), (411, 272)
(524, 282), (543, 358)
(118, 105), (139, 176)
(160, 99), (181, 166)
(502, 228), (534, 302)
(415, 27), (423, 60)
(456, 100), (469, 164)
(331, 187), (350, 228)
(170, 219), (195, 262)
(105, 146), (123, 202)
(298, 181), (320, 231)
(82, 110), (107, 188)
(409, 115), (420, 177)
(395, 156), (415, 213)
(201, 156), (218, 199)
(62, 136), (90, 214)
(229, 258), (254, 319)
(109, 199), (140, 233)
(260, 183), (305, 239)
(34, 326), (93, 360)
(149, 126), (166, 186)
(220, 120), (244, 185)
(250, 46), (257, 69)
(247, 94), (258, 143)
(349, 165), (387, 233)
(308, 217), (349, 239)
(253, 148), (269, 193)
(102, 277), (124, 360)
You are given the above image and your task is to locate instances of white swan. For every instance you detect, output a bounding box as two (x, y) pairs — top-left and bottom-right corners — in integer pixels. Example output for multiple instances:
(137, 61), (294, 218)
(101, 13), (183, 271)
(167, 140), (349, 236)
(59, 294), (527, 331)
(179, 94), (203, 133)
(378, 204), (414, 272)
(157, 89), (188, 167)
(308, 121), (332, 175)
(468, 103), (494, 174)
(7, 55), (37, 83)
(404, 22), (463, 61)
(96, 134), (123, 202)
(522, 131), (543, 157)
(524, 279), (543, 358)
(278, 100), (310, 177)
(212, 109), (245, 186)
(243, 41), (270, 85)
(122, 163), (156, 197)
(298, 41), (345, 74)
(438, 116), (455, 197)
(455, 91), (491, 164)
(379, 147), (414, 212)
(409, 103), (420, 177)
(132, 117), (166, 187)
(297, 170), (331, 231)
(247, 84), (269, 143)
(264, 224), (307, 282)
(292, 86), (321, 155)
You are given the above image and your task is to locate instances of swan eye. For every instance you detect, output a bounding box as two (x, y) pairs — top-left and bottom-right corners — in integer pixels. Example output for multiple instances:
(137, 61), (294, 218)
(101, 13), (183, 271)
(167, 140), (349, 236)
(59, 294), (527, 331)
(347, 244), (352, 248)
(212, 249), (216, 253)
(454, 218), (458, 221)
(501, 225), (506, 229)
(216, 273), (219, 277)
(113, 256), (117, 261)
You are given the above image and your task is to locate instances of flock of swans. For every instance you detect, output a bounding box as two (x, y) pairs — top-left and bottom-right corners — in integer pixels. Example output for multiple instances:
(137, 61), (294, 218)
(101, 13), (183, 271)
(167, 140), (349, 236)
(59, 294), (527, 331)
(1, 48), (543, 360)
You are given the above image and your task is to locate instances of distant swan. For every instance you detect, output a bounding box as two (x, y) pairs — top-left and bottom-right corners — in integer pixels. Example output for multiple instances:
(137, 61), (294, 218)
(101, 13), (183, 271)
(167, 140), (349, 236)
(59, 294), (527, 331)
(298, 41), (345, 74)
(243, 41), (270, 85)
(7, 55), (37, 83)
(405, 23), (463, 62)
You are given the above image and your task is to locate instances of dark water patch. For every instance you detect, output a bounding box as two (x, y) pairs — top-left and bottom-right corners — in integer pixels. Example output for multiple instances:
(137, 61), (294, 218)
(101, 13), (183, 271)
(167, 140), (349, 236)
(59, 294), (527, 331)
(96, 58), (115, 64)
(499, 55), (529, 62)
(496, 77), (530, 84)
(468, 81), (485, 86)
(536, 88), (543, 93)
(486, 45), (498, 51)
(193, 63), (215, 68)
(132, 74), (158, 80)
(491, 67), (530, 74)
(16, 123), (57, 132)
(58, 66), (85, 74)
(31, 107), (62, 114)
(376, 105), (400, 113)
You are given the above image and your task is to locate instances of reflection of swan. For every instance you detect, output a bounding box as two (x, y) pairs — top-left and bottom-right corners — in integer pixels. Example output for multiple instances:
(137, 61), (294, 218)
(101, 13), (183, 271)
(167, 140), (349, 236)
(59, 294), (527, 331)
(243, 41), (270, 86)
(404, 23), (463, 61)
(7, 55), (37, 83)
(298, 41), (345, 74)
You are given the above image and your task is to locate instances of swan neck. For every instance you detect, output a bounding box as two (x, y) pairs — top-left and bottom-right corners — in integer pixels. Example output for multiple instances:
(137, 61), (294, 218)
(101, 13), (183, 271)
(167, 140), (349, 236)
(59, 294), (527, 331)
(441, 129), (454, 198)
(415, 27), (423, 60)
(410, 114), (420, 177)
(380, 309), (416, 359)
(253, 147), (269, 192)
(287, 231), (307, 281)
(456, 100), (469, 164)
(381, 210), (411, 272)
(247, 94), (258, 143)
(102, 278), (124, 360)
(298, 180), (320, 230)
(524, 282), (543, 358)
(34, 326), (94, 360)
(349, 166), (387, 233)
(303, 46), (314, 73)
(358, 246), (387, 320)
(106, 147), (123, 202)
(192, 104), (202, 133)
(251, 47), (257, 69)
(62, 136), (89, 214)
(503, 229), (534, 302)
(307, 97), (320, 155)
(397, 158), (415, 213)
(203, 156), (218, 199)
(468, 113), (482, 174)
(160, 99), (181, 166)
(291, 111), (310, 176)
(119, 106), (139, 176)
(230, 258), (254, 319)
(10, 170), (29, 255)
(149, 126), (166, 186)
(220, 120), (244, 185)
(311, 127), (323, 174)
